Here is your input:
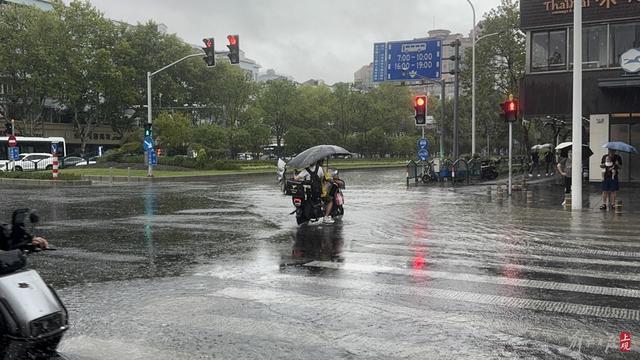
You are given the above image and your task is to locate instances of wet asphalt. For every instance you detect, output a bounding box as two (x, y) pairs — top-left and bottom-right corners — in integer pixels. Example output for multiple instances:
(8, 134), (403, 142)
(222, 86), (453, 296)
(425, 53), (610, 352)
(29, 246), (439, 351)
(1, 169), (639, 359)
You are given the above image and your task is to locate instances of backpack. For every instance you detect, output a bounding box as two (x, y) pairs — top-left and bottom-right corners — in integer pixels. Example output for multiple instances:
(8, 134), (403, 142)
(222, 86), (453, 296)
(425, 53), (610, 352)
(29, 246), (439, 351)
(306, 165), (323, 202)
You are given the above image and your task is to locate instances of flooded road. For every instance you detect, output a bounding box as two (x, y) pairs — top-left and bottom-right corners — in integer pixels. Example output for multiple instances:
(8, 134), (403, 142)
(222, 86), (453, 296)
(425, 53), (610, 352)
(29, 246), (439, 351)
(1, 169), (639, 359)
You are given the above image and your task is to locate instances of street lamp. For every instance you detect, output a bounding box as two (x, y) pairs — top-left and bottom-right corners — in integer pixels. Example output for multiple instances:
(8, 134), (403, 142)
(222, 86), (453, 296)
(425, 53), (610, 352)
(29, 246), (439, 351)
(466, 0), (476, 156)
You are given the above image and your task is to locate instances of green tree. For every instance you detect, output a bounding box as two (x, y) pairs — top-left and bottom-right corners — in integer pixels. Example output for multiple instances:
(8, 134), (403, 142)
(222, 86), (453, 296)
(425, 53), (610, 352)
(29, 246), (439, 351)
(244, 120), (271, 158)
(191, 123), (228, 159)
(0, 3), (60, 135)
(257, 79), (299, 155)
(460, 0), (525, 155)
(155, 112), (191, 154)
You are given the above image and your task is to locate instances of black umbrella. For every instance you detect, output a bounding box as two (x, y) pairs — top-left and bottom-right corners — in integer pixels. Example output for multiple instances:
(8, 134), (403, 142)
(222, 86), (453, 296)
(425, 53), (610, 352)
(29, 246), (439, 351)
(286, 145), (351, 169)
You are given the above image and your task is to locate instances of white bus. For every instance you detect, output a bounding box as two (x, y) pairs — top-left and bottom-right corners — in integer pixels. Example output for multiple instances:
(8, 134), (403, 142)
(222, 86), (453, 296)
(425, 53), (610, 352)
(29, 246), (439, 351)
(0, 136), (66, 168)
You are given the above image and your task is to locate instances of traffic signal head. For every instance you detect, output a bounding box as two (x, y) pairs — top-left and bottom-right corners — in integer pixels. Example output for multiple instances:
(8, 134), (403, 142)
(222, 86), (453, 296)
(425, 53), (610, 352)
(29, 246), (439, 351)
(414, 95), (427, 126)
(227, 35), (239, 64)
(202, 37), (215, 67)
(500, 98), (518, 122)
(4, 122), (12, 135)
(144, 123), (152, 137)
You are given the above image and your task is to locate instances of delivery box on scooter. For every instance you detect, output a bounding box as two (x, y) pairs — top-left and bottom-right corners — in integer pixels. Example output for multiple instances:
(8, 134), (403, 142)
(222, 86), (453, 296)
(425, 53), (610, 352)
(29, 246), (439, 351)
(285, 180), (305, 197)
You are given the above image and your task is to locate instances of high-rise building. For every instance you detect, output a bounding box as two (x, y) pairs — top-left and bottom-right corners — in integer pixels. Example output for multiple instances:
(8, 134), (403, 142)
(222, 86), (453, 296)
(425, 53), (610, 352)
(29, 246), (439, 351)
(415, 29), (471, 99)
(354, 63), (373, 90)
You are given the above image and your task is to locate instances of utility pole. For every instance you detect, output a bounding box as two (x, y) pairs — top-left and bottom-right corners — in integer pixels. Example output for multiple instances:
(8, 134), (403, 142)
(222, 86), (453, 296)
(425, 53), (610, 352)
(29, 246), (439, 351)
(571, 0), (583, 210)
(146, 53), (203, 177)
(450, 39), (461, 160)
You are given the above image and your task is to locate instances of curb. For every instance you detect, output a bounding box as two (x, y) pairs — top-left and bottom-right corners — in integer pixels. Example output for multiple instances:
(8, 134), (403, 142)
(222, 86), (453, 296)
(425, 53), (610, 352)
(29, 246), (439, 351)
(0, 178), (92, 186)
(82, 165), (407, 183)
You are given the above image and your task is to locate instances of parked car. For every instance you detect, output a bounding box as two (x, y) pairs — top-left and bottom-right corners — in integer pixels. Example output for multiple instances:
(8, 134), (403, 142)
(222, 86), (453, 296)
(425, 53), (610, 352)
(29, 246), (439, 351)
(75, 156), (98, 166)
(61, 156), (85, 168)
(5, 153), (53, 171)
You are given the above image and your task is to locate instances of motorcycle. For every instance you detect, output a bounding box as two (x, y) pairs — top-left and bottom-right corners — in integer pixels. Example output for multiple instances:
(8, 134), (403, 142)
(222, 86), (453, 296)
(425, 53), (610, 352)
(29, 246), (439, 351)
(0, 209), (68, 360)
(285, 171), (346, 225)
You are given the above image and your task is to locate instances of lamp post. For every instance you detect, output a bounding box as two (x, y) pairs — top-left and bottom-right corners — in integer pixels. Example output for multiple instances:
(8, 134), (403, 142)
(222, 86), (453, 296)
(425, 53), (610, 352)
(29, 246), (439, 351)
(466, 0), (476, 156)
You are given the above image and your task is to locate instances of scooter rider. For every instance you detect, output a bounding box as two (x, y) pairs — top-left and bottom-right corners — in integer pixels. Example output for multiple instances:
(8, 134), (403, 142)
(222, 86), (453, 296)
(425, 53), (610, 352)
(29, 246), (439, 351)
(295, 160), (334, 224)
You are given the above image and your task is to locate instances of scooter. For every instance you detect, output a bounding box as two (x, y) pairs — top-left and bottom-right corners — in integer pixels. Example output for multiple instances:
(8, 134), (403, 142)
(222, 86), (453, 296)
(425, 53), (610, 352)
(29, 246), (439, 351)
(285, 172), (345, 225)
(0, 209), (68, 360)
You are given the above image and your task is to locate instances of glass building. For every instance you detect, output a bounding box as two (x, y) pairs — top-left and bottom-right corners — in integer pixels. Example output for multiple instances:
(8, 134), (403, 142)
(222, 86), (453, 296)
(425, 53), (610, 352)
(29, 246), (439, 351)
(520, 0), (640, 182)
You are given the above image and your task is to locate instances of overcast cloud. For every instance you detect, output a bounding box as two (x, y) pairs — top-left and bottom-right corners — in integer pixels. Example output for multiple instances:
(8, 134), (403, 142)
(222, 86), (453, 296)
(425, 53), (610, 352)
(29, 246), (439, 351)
(73, 0), (502, 84)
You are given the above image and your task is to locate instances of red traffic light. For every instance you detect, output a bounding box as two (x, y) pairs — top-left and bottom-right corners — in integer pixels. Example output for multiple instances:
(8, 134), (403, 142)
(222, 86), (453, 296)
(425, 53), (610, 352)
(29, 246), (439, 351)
(414, 95), (427, 110)
(227, 35), (238, 46)
(501, 98), (519, 122)
(414, 95), (427, 126)
(203, 38), (214, 48)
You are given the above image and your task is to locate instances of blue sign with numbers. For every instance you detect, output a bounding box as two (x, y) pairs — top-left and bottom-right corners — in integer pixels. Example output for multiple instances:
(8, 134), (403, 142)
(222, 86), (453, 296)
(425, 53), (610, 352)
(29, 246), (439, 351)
(417, 138), (429, 150)
(373, 43), (387, 82)
(386, 39), (441, 81)
(148, 149), (157, 166)
(9, 147), (19, 161)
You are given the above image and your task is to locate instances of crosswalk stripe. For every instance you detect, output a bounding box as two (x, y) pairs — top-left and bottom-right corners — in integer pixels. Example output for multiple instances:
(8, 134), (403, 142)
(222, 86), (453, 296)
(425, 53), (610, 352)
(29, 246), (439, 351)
(351, 245), (640, 269)
(361, 239), (640, 260)
(304, 260), (640, 298)
(345, 251), (640, 282)
(215, 282), (640, 322)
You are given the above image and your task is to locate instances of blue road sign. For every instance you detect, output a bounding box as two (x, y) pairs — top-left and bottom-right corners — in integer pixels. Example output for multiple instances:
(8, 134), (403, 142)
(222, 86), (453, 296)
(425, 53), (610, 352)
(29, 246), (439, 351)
(143, 136), (154, 151)
(417, 138), (429, 150)
(387, 39), (441, 81)
(147, 149), (157, 166)
(51, 142), (57, 154)
(9, 147), (19, 161)
(373, 43), (387, 82)
(418, 149), (429, 161)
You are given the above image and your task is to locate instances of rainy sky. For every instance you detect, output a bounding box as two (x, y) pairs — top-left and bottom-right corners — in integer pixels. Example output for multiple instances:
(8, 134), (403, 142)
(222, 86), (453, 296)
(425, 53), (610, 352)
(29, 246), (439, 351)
(71, 0), (503, 84)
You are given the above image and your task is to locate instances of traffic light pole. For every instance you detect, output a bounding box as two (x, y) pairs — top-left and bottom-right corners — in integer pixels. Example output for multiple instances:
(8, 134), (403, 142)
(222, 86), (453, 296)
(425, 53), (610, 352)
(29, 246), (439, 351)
(11, 119), (14, 172)
(508, 122), (513, 196)
(146, 53), (203, 177)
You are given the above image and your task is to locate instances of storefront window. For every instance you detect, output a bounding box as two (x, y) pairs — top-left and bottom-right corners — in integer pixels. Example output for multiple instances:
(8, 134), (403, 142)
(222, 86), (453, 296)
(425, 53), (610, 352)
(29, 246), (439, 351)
(531, 30), (567, 72)
(610, 22), (640, 67)
(569, 25), (608, 69)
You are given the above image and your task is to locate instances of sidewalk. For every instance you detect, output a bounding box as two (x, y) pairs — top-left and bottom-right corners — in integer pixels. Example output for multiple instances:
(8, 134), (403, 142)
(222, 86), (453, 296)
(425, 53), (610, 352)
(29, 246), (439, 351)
(518, 178), (640, 213)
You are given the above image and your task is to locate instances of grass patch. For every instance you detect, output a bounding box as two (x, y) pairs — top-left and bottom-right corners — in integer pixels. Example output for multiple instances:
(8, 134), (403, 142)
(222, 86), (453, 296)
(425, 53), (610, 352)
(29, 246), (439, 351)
(0, 171), (81, 180)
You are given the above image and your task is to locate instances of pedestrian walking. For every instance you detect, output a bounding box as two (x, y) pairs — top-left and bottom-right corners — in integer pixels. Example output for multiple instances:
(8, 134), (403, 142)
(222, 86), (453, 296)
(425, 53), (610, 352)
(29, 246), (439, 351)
(556, 149), (571, 205)
(529, 150), (540, 177)
(544, 150), (554, 176)
(599, 149), (622, 210)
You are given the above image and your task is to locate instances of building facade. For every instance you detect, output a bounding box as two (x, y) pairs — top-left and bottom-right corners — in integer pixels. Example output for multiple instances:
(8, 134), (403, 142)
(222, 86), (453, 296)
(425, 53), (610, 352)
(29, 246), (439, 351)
(354, 63), (374, 90)
(0, 0), (52, 11)
(520, 0), (640, 182)
(415, 29), (471, 99)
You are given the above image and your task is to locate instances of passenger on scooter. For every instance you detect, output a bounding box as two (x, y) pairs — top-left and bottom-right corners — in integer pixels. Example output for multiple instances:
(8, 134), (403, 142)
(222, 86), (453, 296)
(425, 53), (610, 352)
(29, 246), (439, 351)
(295, 160), (334, 224)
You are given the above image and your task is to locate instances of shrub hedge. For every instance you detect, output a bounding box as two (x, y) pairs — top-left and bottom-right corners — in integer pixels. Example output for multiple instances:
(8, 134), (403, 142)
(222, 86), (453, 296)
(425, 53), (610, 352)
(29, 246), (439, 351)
(0, 171), (81, 180)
